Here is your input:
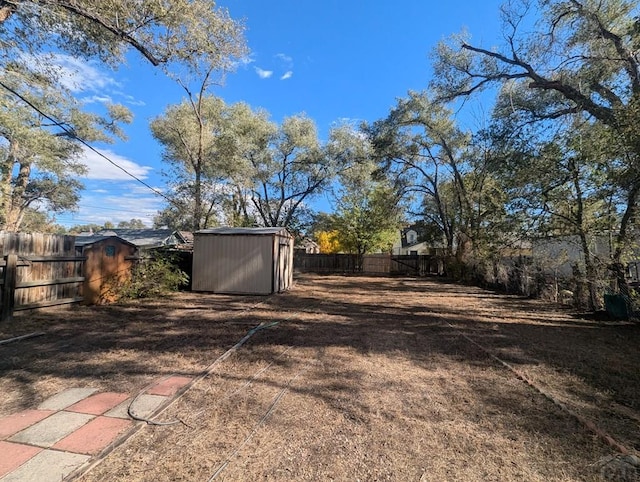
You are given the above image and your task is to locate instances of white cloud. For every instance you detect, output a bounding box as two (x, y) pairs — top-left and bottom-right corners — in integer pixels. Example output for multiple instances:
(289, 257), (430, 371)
(64, 189), (164, 227)
(79, 146), (153, 181)
(111, 91), (146, 106)
(128, 184), (165, 196)
(125, 98), (146, 107)
(23, 53), (145, 106)
(254, 67), (273, 79)
(236, 54), (256, 67)
(81, 94), (114, 104)
(46, 53), (120, 93)
(275, 53), (293, 65)
(273, 54), (294, 80)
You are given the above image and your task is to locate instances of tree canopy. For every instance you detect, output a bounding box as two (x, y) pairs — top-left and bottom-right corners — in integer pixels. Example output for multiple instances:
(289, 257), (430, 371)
(152, 96), (349, 233)
(0, 0), (247, 233)
(431, 0), (640, 292)
(0, 64), (131, 231)
(0, 0), (247, 80)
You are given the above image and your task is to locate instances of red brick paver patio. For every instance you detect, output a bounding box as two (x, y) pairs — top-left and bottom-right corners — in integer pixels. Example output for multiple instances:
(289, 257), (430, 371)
(0, 375), (193, 481)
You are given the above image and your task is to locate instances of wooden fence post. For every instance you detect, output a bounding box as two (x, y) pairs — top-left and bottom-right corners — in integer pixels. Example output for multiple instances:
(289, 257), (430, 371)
(1, 254), (17, 322)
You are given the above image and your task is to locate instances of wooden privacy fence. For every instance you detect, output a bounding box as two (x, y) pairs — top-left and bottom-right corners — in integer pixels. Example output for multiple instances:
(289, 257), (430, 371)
(294, 253), (360, 273)
(0, 233), (85, 321)
(294, 253), (445, 276)
(391, 255), (445, 276)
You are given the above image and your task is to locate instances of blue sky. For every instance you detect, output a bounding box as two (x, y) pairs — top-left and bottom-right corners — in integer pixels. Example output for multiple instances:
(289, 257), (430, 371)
(54, 1), (505, 228)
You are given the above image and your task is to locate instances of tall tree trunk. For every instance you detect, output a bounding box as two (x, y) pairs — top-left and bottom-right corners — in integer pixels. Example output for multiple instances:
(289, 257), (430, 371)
(193, 168), (202, 231)
(0, 1), (16, 24)
(611, 181), (640, 296)
(570, 158), (598, 311)
(578, 230), (599, 311)
(455, 231), (473, 264)
(4, 160), (30, 232)
(0, 140), (17, 228)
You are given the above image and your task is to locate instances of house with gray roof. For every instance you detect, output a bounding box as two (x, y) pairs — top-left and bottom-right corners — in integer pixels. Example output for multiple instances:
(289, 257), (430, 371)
(95, 229), (188, 250)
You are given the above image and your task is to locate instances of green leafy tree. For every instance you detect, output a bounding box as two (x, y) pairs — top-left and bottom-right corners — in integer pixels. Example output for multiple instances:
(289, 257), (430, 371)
(246, 114), (332, 228)
(153, 101), (346, 233)
(151, 91), (260, 231)
(493, 115), (619, 308)
(68, 224), (98, 234)
(246, 121), (370, 232)
(18, 208), (65, 233)
(0, 67), (131, 231)
(433, 0), (640, 290)
(0, 0), (247, 81)
(331, 154), (403, 268)
(367, 91), (504, 262)
(117, 218), (146, 229)
(67, 222), (114, 234)
(152, 182), (230, 230)
(334, 183), (402, 266)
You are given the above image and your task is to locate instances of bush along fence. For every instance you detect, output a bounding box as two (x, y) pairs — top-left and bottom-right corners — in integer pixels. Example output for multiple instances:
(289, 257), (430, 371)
(461, 254), (637, 319)
(0, 233), (85, 322)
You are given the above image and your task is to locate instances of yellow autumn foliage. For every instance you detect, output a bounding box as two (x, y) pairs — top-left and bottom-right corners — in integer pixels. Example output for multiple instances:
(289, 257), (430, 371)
(315, 230), (342, 254)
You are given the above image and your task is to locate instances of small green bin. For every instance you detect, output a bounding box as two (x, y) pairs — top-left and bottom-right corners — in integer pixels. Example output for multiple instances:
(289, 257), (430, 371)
(604, 294), (629, 319)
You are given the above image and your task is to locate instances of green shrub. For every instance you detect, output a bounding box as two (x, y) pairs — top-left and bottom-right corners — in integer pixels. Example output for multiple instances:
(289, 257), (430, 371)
(117, 255), (189, 300)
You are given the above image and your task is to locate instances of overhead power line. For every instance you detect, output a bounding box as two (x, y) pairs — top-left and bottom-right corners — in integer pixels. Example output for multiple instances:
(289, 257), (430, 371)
(0, 79), (174, 205)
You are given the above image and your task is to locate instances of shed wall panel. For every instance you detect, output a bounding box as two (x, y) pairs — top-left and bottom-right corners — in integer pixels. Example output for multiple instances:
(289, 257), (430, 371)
(192, 235), (274, 294)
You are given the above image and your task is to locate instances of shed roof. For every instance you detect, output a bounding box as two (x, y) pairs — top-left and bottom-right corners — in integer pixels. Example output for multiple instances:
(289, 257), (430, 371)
(196, 227), (292, 236)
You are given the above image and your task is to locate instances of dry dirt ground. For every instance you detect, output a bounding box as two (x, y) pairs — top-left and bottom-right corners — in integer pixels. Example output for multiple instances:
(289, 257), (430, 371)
(1, 274), (639, 481)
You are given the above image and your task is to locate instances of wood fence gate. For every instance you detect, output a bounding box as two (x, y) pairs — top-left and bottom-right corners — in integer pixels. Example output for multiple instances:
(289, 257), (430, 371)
(391, 255), (445, 276)
(0, 233), (85, 321)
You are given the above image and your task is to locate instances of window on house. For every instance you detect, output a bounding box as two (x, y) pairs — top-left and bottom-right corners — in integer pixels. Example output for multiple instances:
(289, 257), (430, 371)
(105, 245), (116, 257)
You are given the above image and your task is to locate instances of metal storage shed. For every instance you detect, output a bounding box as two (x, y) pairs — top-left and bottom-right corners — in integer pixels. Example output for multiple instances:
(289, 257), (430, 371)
(192, 227), (294, 294)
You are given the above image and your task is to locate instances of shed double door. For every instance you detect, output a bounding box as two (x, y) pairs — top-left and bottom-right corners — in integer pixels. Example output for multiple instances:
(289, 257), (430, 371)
(275, 242), (291, 293)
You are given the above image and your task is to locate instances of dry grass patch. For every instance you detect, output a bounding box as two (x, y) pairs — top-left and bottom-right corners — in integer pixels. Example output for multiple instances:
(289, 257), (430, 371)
(1, 274), (639, 481)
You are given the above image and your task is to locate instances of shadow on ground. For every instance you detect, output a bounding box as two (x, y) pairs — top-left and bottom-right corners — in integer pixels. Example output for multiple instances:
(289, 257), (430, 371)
(1, 273), (639, 466)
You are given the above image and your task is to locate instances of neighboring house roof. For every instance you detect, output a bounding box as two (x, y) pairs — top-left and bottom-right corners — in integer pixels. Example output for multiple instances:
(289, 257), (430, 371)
(400, 226), (424, 248)
(74, 235), (137, 248)
(298, 238), (319, 248)
(196, 227), (291, 236)
(178, 231), (194, 244)
(296, 237), (320, 253)
(95, 229), (186, 248)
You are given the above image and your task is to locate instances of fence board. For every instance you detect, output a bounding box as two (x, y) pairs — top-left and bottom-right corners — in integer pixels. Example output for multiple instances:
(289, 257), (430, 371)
(0, 233), (84, 320)
(17, 277), (85, 289)
(294, 253), (359, 273)
(14, 297), (84, 311)
(295, 253), (446, 277)
(363, 254), (391, 274)
(1, 254), (17, 322)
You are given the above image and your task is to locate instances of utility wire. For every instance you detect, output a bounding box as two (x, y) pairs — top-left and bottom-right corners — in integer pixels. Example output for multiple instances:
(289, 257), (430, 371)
(0, 79), (175, 205)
